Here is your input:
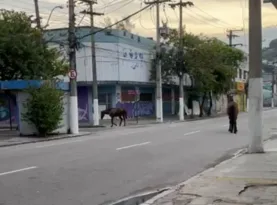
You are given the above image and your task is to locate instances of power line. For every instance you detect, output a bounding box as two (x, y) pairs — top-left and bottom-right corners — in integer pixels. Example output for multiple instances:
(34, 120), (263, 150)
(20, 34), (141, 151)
(192, 5), (235, 27)
(78, 4), (153, 39)
(104, 0), (134, 14)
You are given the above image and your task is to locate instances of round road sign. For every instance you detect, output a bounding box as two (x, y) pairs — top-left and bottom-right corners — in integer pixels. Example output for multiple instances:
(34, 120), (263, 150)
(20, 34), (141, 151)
(68, 69), (77, 79)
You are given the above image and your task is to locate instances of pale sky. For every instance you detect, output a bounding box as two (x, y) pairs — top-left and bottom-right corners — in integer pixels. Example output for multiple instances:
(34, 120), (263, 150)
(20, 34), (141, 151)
(1, 0), (277, 51)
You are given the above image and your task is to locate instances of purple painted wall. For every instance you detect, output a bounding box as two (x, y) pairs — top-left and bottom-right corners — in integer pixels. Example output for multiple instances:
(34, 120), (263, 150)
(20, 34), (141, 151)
(0, 94), (17, 126)
(116, 101), (154, 118)
(77, 87), (89, 122)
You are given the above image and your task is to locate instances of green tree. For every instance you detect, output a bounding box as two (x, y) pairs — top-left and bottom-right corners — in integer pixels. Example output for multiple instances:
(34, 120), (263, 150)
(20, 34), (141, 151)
(150, 31), (206, 117)
(150, 32), (245, 117)
(23, 82), (64, 137)
(0, 9), (68, 81)
(0, 9), (68, 134)
(189, 37), (245, 116)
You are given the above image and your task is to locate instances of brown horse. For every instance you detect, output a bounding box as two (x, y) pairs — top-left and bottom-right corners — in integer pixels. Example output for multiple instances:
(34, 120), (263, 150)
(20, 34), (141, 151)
(101, 108), (127, 127)
(227, 95), (239, 134)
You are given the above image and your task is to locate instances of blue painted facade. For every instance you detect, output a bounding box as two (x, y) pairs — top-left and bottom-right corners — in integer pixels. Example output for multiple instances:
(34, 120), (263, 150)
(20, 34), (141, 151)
(0, 80), (69, 127)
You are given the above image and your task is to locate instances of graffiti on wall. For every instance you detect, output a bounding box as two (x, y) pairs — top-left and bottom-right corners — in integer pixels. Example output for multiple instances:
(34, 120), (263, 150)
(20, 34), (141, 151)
(116, 101), (154, 118)
(78, 87), (89, 122)
(0, 94), (17, 125)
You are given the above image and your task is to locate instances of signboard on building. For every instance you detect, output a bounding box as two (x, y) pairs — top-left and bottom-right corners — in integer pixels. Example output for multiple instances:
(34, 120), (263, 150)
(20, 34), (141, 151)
(128, 90), (140, 95)
(236, 82), (245, 91)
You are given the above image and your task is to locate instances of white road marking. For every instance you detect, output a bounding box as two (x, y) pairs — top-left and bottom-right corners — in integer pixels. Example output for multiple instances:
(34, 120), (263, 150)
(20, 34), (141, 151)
(116, 142), (151, 150)
(184, 130), (201, 136)
(0, 166), (37, 177)
(223, 124), (228, 127)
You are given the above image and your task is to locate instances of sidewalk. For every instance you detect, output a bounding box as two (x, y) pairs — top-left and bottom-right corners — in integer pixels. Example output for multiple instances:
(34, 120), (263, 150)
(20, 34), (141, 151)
(145, 139), (277, 205)
(0, 130), (92, 147)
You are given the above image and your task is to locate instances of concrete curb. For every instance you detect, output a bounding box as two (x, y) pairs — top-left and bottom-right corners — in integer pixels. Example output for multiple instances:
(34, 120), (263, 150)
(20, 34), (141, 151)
(141, 148), (247, 205)
(0, 132), (92, 148)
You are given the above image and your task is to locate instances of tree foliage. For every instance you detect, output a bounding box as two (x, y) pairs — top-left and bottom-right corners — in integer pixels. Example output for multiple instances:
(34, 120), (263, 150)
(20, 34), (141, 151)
(150, 30), (245, 116)
(23, 82), (64, 137)
(0, 9), (68, 81)
(150, 31), (245, 94)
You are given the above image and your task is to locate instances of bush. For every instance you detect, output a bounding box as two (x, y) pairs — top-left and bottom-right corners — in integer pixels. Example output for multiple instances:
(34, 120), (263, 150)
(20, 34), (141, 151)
(23, 82), (64, 137)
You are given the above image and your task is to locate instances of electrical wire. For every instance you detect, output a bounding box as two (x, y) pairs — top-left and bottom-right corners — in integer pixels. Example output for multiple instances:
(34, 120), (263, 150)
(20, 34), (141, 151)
(240, 0), (248, 50)
(184, 9), (227, 29)
(104, 0), (135, 15)
(138, 1), (155, 30)
(77, 14), (87, 26)
(192, 5), (235, 27)
(78, 4), (153, 39)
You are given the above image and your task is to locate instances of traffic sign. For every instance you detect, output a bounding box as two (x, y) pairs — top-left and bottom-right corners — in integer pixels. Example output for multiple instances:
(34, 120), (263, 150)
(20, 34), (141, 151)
(68, 69), (77, 79)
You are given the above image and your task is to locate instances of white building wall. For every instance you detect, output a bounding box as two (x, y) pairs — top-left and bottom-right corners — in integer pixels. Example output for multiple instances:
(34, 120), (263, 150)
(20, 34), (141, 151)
(55, 42), (153, 83)
(235, 55), (249, 82)
(117, 44), (152, 82)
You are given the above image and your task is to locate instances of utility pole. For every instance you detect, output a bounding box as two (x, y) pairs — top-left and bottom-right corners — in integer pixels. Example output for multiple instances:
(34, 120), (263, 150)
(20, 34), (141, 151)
(227, 29), (243, 47)
(68, 0), (79, 134)
(33, 0), (41, 29)
(248, 0), (263, 153)
(169, 1), (193, 121)
(80, 0), (103, 126)
(271, 69), (276, 108)
(227, 29), (243, 92)
(145, 0), (169, 122)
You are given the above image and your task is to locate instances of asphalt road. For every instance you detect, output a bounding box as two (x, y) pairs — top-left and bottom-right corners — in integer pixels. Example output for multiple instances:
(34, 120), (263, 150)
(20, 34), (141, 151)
(0, 109), (277, 205)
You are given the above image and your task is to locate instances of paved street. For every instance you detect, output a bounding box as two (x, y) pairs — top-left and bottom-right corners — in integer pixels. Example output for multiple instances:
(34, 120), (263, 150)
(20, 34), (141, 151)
(0, 110), (277, 205)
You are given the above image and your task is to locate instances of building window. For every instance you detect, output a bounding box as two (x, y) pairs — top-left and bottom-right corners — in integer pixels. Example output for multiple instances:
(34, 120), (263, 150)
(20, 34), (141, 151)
(239, 69), (242, 79)
(98, 93), (112, 108)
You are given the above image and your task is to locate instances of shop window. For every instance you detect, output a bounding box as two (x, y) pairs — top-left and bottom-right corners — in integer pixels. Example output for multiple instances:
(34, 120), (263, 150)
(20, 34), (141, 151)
(140, 93), (152, 101)
(98, 93), (112, 108)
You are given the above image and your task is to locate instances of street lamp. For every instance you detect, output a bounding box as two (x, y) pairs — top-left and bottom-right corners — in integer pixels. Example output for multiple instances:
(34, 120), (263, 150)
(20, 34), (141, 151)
(43, 5), (63, 29)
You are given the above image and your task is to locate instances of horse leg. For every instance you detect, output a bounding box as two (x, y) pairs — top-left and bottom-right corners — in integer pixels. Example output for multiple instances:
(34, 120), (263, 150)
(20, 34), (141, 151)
(228, 118), (233, 133)
(119, 116), (123, 126)
(123, 115), (126, 126)
(233, 119), (238, 134)
(111, 117), (117, 127)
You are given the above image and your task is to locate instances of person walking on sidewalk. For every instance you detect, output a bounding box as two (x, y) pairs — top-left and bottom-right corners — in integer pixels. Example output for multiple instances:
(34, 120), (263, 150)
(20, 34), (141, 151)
(227, 95), (239, 134)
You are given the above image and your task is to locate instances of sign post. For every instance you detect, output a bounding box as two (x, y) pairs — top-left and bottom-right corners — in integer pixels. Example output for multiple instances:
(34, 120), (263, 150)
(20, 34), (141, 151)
(68, 69), (77, 79)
